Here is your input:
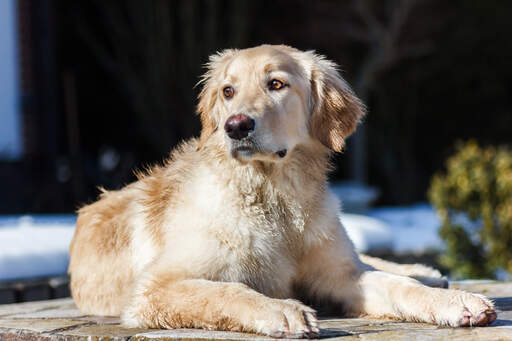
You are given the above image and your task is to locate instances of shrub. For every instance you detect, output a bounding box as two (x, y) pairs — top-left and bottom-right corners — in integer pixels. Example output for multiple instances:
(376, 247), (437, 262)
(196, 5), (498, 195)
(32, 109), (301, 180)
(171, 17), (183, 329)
(428, 141), (512, 279)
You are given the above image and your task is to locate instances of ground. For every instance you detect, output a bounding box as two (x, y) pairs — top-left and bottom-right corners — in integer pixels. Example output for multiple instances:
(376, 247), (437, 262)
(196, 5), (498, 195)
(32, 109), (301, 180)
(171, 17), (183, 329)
(0, 281), (511, 340)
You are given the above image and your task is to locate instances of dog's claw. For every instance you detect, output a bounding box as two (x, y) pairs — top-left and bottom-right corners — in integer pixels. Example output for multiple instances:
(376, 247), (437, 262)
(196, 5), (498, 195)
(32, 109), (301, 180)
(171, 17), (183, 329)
(475, 312), (488, 325)
(487, 311), (497, 324)
(459, 309), (472, 326)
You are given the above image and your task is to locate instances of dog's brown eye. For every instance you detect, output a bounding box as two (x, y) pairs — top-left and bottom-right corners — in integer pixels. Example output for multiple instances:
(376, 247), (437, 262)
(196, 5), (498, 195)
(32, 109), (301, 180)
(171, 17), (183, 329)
(223, 86), (234, 99)
(268, 79), (287, 91)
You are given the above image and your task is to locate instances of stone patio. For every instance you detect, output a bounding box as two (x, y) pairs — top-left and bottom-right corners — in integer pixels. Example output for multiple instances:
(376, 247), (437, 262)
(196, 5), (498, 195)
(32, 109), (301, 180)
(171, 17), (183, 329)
(0, 281), (510, 340)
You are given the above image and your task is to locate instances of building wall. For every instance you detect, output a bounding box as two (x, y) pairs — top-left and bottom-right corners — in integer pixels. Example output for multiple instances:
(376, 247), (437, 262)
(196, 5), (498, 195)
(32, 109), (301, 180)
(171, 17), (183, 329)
(0, 0), (22, 160)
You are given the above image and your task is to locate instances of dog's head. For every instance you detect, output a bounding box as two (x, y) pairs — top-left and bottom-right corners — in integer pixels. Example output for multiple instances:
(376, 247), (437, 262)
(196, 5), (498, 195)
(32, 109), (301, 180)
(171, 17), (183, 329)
(197, 45), (365, 162)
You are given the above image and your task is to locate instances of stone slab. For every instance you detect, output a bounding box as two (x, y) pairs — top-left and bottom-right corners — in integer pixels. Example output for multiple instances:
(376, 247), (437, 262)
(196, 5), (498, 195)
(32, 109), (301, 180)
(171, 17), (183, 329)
(0, 298), (75, 317)
(0, 281), (510, 340)
(58, 324), (148, 341)
(0, 318), (88, 333)
(451, 280), (512, 298)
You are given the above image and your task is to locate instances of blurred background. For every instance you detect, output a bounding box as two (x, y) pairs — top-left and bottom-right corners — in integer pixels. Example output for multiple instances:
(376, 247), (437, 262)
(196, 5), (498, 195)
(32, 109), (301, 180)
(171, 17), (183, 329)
(1, 0), (512, 302)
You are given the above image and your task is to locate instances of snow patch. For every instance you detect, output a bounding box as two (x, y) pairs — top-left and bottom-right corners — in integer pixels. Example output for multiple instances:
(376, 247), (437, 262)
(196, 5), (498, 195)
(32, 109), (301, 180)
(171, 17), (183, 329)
(367, 203), (444, 253)
(340, 214), (393, 252)
(0, 215), (76, 280)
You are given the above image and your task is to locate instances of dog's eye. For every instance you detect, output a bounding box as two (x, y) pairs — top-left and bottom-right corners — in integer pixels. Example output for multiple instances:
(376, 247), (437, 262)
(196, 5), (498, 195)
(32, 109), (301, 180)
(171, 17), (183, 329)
(268, 79), (287, 91)
(223, 86), (234, 99)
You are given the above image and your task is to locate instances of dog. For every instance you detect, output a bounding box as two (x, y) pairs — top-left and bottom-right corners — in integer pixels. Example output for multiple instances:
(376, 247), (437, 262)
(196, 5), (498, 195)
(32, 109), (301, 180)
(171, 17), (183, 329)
(69, 45), (496, 338)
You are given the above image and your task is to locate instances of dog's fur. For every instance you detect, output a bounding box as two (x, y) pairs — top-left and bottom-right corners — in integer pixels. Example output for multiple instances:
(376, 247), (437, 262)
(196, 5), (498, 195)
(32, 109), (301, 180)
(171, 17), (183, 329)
(69, 45), (496, 338)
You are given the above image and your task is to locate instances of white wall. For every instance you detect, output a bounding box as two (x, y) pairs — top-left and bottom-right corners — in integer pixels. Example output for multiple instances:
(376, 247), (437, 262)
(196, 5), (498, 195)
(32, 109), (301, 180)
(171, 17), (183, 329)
(0, 0), (22, 160)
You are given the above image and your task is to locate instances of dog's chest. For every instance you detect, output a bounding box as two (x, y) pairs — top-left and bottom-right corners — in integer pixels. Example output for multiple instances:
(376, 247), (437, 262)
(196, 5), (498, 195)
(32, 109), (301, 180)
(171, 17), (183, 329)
(170, 169), (307, 297)
(215, 196), (304, 297)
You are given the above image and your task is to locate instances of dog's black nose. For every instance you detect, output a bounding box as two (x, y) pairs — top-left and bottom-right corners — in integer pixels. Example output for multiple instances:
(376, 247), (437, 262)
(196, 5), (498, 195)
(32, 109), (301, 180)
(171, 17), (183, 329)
(224, 114), (255, 140)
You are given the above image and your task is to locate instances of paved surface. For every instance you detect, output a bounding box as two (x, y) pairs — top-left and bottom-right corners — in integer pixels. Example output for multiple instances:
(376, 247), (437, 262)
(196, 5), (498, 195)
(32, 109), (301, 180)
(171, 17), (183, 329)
(0, 281), (510, 340)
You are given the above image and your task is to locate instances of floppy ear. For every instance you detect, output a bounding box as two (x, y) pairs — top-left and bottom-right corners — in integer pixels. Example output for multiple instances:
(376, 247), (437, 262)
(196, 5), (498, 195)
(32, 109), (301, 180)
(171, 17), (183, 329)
(196, 49), (238, 150)
(308, 54), (365, 152)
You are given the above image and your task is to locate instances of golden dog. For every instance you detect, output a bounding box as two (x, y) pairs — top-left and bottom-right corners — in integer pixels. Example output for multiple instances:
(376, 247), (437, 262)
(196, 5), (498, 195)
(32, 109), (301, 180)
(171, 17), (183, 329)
(69, 45), (496, 338)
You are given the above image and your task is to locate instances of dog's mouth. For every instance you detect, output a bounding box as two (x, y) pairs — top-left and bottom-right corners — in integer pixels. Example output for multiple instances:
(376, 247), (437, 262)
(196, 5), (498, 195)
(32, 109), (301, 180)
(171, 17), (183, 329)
(230, 141), (287, 161)
(231, 146), (256, 158)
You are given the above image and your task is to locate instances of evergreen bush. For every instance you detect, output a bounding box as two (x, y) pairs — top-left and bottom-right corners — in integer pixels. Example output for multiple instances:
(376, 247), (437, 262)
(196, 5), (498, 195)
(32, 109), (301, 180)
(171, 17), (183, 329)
(428, 141), (512, 279)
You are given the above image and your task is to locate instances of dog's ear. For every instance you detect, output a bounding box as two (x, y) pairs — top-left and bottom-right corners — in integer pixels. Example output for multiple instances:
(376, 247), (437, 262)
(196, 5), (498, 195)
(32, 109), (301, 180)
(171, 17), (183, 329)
(196, 49), (237, 150)
(308, 53), (365, 152)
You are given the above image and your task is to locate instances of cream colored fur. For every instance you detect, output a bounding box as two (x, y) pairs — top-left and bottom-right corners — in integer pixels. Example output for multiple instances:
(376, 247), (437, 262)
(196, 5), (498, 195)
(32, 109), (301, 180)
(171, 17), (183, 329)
(69, 45), (496, 338)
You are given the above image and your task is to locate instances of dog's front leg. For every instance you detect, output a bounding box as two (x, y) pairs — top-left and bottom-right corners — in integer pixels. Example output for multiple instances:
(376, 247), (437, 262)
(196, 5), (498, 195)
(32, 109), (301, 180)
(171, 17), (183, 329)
(121, 273), (319, 338)
(299, 229), (497, 327)
(357, 270), (496, 326)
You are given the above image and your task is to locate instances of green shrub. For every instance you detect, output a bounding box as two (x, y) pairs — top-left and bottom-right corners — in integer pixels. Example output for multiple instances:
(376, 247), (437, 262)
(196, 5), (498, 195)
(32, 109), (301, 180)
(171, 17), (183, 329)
(428, 141), (512, 279)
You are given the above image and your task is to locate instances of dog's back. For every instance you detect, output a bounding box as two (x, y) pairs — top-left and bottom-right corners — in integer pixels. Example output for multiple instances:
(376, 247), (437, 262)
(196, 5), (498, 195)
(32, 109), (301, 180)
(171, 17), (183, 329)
(69, 187), (138, 315)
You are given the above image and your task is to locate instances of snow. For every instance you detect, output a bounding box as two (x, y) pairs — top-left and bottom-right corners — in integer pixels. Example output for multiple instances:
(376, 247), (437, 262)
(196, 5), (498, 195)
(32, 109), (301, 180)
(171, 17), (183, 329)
(330, 181), (379, 213)
(0, 203), (445, 280)
(341, 214), (394, 252)
(0, 215), (76, 281)
(341, 203), (445, 253)
(366, 203), (445, 253)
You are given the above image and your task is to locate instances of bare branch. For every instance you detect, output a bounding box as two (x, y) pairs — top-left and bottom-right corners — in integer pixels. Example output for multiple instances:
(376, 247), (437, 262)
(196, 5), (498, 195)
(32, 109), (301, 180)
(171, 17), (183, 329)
(354, 0), (386, 42)
(388, 0), (419, 43)
(341, 23), (373, 43)
(395, 41), (434, 62)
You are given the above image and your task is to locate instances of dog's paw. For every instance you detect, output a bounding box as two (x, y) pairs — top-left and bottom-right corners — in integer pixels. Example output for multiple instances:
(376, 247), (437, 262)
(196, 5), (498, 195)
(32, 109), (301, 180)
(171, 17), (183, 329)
(251, 298), (319, 339)
(433, 291), (496, 327)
